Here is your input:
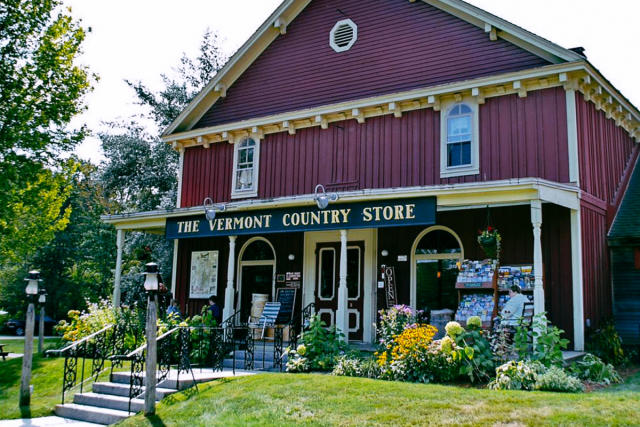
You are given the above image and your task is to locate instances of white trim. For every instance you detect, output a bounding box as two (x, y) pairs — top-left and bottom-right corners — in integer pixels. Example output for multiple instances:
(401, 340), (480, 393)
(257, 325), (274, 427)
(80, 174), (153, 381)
(329, 19), (358, 53)
(347, 246), (361, 301)
(317, 247), (336, 301)
(235, 236), (277, 313)
(410, 226), (464, 309)
(440, 99), (480, 178)
(566, 89), (580, 184)
(162, 62), (585, 144)
(102, 177), (582, 229)
(170, 239), (179, 297)
(176, 149), (184, 208)
(231, 138), (260, 199)
(570, 208), (585, 351)
(317, 308), (335, 328)
(347, 308), (360, 333)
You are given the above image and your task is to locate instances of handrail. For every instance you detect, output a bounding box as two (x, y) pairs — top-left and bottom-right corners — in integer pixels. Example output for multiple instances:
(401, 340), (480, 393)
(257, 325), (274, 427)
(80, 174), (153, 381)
(116, 326), (181, 359)
(46, 324), (114, 356)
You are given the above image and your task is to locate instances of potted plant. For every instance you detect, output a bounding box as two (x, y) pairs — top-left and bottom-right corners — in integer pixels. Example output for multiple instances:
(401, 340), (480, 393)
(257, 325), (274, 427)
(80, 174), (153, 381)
(477, 226), (501, 260)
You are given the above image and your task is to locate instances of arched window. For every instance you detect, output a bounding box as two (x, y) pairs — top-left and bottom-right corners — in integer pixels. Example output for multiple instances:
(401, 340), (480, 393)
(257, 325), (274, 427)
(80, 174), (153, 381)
(440, 100), (479, 178)
(232, 138), (259, 198)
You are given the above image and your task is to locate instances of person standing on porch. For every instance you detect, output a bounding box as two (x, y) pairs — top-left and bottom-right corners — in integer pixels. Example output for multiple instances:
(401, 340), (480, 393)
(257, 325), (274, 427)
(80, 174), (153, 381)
(208, 295), (222, 326)
(500, 285), (528, 326)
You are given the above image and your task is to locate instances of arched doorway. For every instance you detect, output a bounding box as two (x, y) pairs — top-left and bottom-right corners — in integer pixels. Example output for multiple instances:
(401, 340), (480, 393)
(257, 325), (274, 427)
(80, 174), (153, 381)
(410, 226), (464, 313)
(236, 237), (276, 321)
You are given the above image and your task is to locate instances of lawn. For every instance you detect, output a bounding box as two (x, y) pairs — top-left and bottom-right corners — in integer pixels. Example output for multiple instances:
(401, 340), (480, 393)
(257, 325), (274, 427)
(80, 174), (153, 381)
(119, 371), (640, 426)
(1, 338), (62, 355)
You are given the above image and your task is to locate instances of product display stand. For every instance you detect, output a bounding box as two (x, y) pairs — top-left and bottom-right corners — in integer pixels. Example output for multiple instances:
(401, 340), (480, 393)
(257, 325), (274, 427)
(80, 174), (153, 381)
(454, 260), (499, 329)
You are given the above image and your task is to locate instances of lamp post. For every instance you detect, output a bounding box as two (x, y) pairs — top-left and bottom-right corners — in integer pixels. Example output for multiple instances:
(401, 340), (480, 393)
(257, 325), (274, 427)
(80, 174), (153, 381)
(38, 289), (47, 354)
(142, 262), (160, 416)
(20, 270), (41, 407)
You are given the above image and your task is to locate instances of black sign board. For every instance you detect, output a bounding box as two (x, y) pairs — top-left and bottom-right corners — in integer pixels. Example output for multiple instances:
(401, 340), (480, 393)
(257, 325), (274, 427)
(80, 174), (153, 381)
(384, 266), (398, 308)
(165, 196), (436, 239)
(275, 287), (297, 323)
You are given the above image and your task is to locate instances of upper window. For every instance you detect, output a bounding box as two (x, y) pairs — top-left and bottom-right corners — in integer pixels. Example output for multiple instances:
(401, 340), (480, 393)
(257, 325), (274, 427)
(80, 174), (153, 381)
(231, 138), (259, 198)
(330, 19), (358, 53)
(440, 100), (479, 178)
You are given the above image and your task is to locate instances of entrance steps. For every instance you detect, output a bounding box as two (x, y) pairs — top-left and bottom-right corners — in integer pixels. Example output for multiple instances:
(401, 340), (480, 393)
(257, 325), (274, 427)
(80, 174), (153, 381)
(54, 368), (254, 425)
(224, 342), (288, 371)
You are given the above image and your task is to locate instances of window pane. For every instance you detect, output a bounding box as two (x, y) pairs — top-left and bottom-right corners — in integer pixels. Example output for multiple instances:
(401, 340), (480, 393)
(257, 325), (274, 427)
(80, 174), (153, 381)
(242, 240), (274, 261)
(319, 249), (335, 299)
(346, 248), (360, 299)
(461, 141), (471, 165)
(236, 169), (253, 190)
(239, 148), (247, 163)
(447, 116), (471, 140)
(447, 141), (471, 167)
(247, 147), (254, 163)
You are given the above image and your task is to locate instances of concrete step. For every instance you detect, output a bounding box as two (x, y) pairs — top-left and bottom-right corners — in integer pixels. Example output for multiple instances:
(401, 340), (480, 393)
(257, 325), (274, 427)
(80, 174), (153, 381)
(55, 403), (131, 425)
(110, 372), (170, 386)
(111, 371), (213, 390)
(73, 392), (144, 413)
(92, 381), (176, 400)
(223, 358), (275, 370)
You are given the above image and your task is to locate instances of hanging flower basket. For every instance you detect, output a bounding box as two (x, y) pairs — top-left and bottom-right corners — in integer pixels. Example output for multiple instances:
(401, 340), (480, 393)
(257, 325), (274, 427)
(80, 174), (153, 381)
(477, 226), (501, 260)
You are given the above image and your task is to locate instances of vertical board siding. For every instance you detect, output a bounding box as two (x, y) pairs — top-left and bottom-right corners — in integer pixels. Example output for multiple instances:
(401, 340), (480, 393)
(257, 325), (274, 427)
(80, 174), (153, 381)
(611, 247), (640, 345)
(576, 92), (637, 206)
(581, 203), (611, 329)
(181, 88), (568, 207)
(194, 0), (549, 128)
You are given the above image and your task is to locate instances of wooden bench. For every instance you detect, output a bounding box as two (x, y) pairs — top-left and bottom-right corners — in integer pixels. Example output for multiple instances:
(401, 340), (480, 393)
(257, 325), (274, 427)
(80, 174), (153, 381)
(0, 344), (8, 361)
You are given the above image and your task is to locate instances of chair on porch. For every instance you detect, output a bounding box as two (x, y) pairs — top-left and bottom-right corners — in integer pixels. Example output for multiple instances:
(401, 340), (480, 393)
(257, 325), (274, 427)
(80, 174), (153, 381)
(249, 302), (281, 339)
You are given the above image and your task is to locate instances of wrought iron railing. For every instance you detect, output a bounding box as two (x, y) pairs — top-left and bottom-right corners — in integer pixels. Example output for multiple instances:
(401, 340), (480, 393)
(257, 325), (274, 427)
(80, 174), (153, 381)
(288, 302), (315, 350)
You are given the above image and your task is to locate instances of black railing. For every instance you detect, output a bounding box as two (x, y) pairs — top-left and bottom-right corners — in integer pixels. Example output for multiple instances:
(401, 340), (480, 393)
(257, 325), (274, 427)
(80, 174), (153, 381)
(288, 302), (315, 350)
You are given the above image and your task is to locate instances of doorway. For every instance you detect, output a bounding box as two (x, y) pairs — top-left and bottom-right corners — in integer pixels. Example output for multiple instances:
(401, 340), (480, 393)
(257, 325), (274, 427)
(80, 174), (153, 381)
(314, 241), (365, 341)
(236, 237), (276, 321)
(410, 226), (464, 313)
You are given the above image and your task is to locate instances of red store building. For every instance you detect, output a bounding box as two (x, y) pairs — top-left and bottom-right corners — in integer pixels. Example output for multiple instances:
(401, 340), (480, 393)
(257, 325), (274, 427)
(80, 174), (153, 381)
(104, 0), (640, 350)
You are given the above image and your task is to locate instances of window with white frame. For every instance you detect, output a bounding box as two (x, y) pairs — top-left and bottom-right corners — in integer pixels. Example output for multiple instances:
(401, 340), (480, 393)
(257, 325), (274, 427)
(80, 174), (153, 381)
(231, 138), (259, 198)
(440, 100), (480, 178)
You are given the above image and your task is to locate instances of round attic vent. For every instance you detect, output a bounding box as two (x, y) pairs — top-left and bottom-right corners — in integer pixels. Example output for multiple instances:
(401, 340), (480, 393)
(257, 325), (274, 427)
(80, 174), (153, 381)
(330, 19), (357, 52)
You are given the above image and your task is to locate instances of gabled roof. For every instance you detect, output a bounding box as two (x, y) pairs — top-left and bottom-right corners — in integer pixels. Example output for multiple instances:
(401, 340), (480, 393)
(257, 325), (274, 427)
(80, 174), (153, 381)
(609, 158), (640, 244)
(162, 0), (585, 138)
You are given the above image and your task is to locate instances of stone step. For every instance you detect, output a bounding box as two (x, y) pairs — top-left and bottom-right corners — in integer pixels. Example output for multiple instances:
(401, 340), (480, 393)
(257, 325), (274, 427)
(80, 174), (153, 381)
(55, 403), (131, 425)
(74, 392), (145, 413)
(110, 372), (170, 386)
(92, 381), (176, 400)
(110, 371), (213, 390)
(223, 358), (275, 370)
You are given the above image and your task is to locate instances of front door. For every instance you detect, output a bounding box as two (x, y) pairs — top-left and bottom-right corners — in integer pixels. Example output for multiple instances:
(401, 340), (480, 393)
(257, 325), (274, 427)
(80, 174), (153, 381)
(315, 241), (364, 341)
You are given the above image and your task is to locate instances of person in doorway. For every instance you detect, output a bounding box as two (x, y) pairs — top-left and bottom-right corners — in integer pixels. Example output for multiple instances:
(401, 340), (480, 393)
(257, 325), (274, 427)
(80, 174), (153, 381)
(166, 298), (181, 318)
(208, 295), (222, 326)
(500, 284), (529, 326)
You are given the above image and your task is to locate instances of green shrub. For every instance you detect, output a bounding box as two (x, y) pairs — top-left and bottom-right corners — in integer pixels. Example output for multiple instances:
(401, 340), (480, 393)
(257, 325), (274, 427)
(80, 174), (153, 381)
(456, 323), (495, 383)
(514, 313), (568, 367)
(376, 305), (419, 349)
(569, 353), (622, 385)
(332, 355), (380, 379)
(489, 360), (543, 391)
(286, 315), (346, 372)
(535, 366), (584, 393)
(587, 320), (627, 366)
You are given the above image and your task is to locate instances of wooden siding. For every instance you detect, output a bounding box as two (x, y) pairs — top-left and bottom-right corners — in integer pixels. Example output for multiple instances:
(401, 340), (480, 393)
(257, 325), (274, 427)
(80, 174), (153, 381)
(377, 205), (574, 343)
(181, 88), (569, 207)
(576, 92), (638, 210)
(194, 0), (549, 129)
(611, 247), (640, 345)
(581, 202), (611, 329)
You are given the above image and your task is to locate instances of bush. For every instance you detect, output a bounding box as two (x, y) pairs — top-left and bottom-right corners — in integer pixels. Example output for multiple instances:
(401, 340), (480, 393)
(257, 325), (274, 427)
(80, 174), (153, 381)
(332, 355), (380, 379)
(514, 313), (568, 367)
(535, 366), (584, 393)
(456, 323), (495, 383)
(489, 360), (543, 391)
(569, 353), (622, 385)
(286, 315), (346, 372)
(376, 305), (419, 349)
(587, 320), (627, 366)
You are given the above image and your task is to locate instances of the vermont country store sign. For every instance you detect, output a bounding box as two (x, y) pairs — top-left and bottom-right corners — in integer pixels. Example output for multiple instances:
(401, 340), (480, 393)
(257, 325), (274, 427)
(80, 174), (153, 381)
(166, 196), (436, 239)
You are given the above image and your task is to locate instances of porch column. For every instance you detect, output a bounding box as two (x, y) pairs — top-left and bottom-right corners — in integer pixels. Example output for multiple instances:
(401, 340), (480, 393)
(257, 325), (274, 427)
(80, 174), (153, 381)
(223, 235), (237, 323)
(570, 209), (585, 351)
(112, 229), (124, 307)
(336, 229), (349, 341)
(531, 200), (545, 315)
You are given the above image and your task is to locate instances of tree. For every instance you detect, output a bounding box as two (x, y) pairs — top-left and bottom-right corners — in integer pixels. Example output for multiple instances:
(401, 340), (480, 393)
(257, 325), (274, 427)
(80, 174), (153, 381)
(0, 0), (94, 269)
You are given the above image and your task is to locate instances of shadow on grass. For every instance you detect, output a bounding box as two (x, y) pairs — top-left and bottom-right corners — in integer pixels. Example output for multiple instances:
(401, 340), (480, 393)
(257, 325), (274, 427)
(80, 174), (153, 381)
(145, 414), (167, 427)
(19, 405), (31, 418)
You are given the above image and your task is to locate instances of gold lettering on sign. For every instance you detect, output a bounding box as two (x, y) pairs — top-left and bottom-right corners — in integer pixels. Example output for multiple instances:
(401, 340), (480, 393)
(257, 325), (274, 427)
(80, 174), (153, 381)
(340, 208), (351, 223)
(394, 205), (404, 220)
(331, 210), (340, 224)
(234, 217), (244, 229)
(264, 215), (272, 228)
(383, 206), (394, 221)
(406, 204), (416, 219)
(282, 213), (291, 227)
(362, 207), (373, 222)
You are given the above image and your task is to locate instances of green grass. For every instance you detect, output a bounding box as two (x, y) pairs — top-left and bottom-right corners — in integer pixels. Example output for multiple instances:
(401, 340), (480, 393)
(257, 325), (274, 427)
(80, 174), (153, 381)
(1, 338), (62, 355)
(0, 350), (117, 420)
(120, 372), (640, 427)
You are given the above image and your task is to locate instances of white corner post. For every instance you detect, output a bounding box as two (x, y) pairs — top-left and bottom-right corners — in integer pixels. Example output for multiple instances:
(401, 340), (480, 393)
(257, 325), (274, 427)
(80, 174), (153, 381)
(170, 239), (179, 298)
(336, 229), (349, 341)
(531, 200), (545, 315)
(223, 236), (237, 323)
(570, 208), (585, 351)
(112, 229), (125, 307)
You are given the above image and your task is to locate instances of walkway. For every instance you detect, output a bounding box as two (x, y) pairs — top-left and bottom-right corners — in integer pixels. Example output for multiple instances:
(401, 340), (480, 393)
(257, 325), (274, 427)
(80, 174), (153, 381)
(0, 416), (101, 427)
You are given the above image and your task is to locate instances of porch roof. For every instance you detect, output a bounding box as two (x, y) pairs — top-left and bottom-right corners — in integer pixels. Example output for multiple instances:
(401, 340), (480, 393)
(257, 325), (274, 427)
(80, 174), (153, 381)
(100, 177), (580, 232)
